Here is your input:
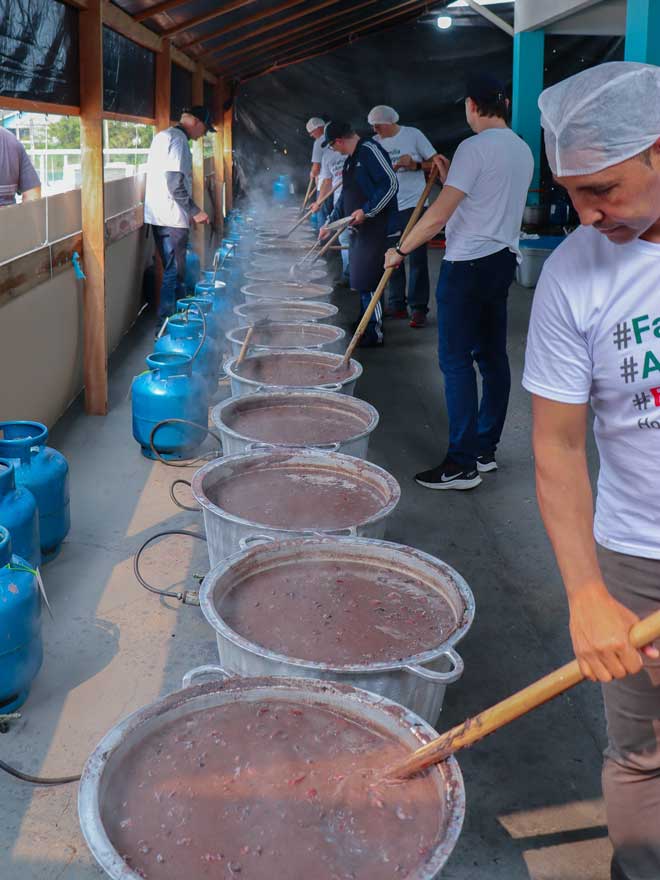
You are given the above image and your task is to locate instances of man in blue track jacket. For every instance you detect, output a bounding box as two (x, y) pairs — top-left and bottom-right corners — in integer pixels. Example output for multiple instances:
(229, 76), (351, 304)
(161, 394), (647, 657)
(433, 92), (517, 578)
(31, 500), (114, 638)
(320, 121), (399, 346)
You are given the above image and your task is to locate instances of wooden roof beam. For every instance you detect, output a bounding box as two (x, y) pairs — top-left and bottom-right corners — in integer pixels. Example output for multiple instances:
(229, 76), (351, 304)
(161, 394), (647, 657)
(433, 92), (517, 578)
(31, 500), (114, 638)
(223, 0), (429, 75)
(134, 0), (191, 23)
(195, 0), (346, 54)
(162, 0), (258, 38)
(212, 0), (381, 69)
(237, 1), (429, 81)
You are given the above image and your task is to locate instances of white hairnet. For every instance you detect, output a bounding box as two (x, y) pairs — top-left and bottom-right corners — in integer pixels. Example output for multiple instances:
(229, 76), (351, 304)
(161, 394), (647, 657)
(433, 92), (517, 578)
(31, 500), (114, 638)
(367, 105), (399, 125)
(306, 117), (325, 133)
(539, 61), (660, 177)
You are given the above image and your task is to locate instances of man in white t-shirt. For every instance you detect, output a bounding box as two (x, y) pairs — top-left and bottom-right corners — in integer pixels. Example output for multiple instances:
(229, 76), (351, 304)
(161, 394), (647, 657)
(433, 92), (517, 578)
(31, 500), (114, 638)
(306, 117), (330, 225)
(314, 147), (349, 283)
(369, 105), (437, 327)
(523, 62), (660, 880)
(384, 73), (533, 490)
(144, 106), (213, 322)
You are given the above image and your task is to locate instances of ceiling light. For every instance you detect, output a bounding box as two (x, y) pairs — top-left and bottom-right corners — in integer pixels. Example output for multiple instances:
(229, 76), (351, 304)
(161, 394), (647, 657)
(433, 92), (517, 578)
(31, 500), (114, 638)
(437, 15), (453, 29)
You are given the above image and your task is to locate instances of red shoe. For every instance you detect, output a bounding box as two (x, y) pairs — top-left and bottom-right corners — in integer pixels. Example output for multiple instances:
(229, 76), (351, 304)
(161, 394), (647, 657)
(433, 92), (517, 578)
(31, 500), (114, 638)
(409, 310), (427, 328)
(384, 309), (408, 320)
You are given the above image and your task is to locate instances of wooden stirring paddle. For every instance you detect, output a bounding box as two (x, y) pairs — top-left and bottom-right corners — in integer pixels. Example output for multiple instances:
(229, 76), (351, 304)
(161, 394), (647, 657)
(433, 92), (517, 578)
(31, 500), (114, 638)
(337, 165), (439, 369)
(386, 608), (660, 780)
(282, 181), (341, 238)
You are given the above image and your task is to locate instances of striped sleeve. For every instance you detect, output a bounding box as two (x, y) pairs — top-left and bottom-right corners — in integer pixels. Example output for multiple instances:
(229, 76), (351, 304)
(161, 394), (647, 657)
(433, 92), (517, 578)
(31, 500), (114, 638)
(361, 141), (398, 218)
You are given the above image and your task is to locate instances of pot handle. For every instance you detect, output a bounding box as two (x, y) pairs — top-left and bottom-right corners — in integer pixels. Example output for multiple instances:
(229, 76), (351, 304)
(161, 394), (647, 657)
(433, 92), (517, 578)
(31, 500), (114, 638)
(404, 647), (464, 685)
(331, 525), (358, 537)
(246, 442), (276, 452)
(182, 665), (231, 688)
(238, 534), (276, 551)
(310, 441), (340, 452)
(316, 383), (342, 392)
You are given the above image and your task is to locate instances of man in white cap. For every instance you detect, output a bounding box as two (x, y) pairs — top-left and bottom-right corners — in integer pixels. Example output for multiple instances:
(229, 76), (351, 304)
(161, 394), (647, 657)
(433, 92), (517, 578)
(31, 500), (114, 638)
(314, 145), (350, 284)
(522, 61), (660, 880)
(306, 116), (329, 225)
(369, 105), (438, 327)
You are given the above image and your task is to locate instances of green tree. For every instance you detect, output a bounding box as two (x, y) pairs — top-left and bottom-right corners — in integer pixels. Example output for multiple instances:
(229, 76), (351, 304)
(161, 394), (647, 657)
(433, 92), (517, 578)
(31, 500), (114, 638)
(48, 116), (81, 148)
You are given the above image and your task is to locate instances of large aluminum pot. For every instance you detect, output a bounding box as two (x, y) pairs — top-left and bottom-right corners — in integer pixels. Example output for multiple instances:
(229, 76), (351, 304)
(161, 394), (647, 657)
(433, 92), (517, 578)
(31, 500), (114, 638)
(244, 265), (328, 283)
(224, 350), (362, 398)
(234, 299), (338, 327)
(191, 447), (400, 565)
(200, 536), (475, 724)
(78, 669), (465, 880)
(226, 321), (345, 357)
(211, 389), (379, 457)
(242, 280), (334, 302)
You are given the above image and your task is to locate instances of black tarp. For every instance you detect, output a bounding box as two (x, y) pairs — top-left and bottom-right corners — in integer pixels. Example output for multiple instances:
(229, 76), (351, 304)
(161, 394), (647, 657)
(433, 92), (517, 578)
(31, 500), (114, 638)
(233, 17), (623, 199)
(171, 63), (193, 121)
(0, 0), (79, 106)
(103, 27), (155, 118)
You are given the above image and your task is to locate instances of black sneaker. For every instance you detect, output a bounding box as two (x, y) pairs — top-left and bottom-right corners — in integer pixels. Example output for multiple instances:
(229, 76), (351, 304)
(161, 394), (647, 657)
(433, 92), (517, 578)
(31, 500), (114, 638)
(477, 453), (498, 473)
(415, 458), (482, 491)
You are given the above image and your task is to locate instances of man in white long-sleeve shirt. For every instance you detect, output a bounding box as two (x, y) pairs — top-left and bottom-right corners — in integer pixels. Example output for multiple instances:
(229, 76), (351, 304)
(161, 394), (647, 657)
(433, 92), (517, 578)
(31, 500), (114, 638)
(144, 106), (213, 321)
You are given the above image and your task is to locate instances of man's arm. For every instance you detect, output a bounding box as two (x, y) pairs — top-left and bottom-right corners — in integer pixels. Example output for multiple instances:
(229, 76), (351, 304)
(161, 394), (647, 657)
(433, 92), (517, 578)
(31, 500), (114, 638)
(18, 143), (41, 201)
(359, 142), (398, 220)
(165, 171), (207, 224)
(531, 395), (657, 680)
(311, 177), (332, 212)
(310, 162), (321, 181)
(384, 185), (465, 266)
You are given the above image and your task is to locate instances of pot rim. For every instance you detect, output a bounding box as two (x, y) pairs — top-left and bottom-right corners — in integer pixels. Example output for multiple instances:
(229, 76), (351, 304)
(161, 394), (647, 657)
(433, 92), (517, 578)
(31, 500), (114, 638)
(191, 447), (400, 533)
(233, 300), (339, 321)
(199, 535), (475, 675)
(241, 282), (334, 301)
(225, 321), (344, 348)
(211, 389), (380, 449)
(224, 349), (363, 391)
(78, 673), (466, 880)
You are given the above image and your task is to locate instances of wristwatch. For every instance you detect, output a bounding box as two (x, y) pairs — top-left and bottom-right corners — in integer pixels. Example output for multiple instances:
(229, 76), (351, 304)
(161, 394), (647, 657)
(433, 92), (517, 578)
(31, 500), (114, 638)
(394, 242), (408, 257)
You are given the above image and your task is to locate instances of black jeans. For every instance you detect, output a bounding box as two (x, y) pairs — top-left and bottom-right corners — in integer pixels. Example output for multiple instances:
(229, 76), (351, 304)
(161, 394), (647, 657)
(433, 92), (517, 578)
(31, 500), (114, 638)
(436, 247), (517, 468)
(387, 206), (430, 313)
(152, 225), (189, 319)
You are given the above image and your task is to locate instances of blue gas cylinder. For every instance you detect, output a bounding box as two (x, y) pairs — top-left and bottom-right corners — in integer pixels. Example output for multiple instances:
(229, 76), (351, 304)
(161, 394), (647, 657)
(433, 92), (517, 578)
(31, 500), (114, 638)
(195, 279), (234, 333)
(184, 246), (201, 292)
(176, 296), (221, 344)
(132, 353), (208, 460)
(0, 526), (43, 713)
(0, 459), (40, 569)
(273, 174), (291, 203)
(155, 314), (220, 398)
(0, 422), (70, 563)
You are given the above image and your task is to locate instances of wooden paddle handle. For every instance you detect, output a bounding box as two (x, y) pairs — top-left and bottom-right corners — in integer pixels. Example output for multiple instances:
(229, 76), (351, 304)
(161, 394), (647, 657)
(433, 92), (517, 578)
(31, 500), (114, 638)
(339, 167), (439, 368)
(299, 177), (315, 215)
(316, 223), (347, 260)
(285, 181), (341, 238)
(387, 607), (660, 780)
(236, 326), (255, 365)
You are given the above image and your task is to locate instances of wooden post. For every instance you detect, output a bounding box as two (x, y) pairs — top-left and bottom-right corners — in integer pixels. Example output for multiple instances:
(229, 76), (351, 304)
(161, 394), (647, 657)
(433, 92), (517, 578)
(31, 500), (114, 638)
(223, 93), (233, 212)
(212, 80), (226, 238)
(153, 38), (172, 316)
(191, 64), (206, 268)
(79, 0), (108, 415)
(155, 38), (172, 132)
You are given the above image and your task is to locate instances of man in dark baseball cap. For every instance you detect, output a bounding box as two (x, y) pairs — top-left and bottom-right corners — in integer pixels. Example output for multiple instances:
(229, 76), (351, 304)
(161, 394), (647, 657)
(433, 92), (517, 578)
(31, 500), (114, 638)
(321, 120), (353, 148)
(182, 105), (216, 133)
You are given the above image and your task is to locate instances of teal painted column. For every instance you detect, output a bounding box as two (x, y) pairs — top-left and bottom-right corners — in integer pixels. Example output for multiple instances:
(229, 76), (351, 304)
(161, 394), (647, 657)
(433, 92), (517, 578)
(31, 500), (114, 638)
(625, 0), (660, 64)
(512, 30), (544, 205)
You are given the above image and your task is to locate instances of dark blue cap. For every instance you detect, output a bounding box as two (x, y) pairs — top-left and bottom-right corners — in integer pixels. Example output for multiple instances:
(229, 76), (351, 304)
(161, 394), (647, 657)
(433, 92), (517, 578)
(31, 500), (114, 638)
(465, 72), (507, 103)
(184, 105), (216, 133)
(321, 120), (353, 148)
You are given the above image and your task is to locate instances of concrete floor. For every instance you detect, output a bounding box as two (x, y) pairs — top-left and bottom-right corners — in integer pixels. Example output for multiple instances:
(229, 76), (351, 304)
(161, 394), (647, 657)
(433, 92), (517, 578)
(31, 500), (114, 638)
(1, 251), (610, 879)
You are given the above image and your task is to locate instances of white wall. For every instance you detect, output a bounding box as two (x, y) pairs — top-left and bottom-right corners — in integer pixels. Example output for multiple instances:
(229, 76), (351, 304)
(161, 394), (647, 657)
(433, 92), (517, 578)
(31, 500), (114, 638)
(0, 177), (153, 427)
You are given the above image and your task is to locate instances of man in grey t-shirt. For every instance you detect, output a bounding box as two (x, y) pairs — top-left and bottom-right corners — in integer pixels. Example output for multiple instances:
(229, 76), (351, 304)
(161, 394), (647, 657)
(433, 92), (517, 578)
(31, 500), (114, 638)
(144, 106), (214, 322)
(0, 128), (41, 207)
